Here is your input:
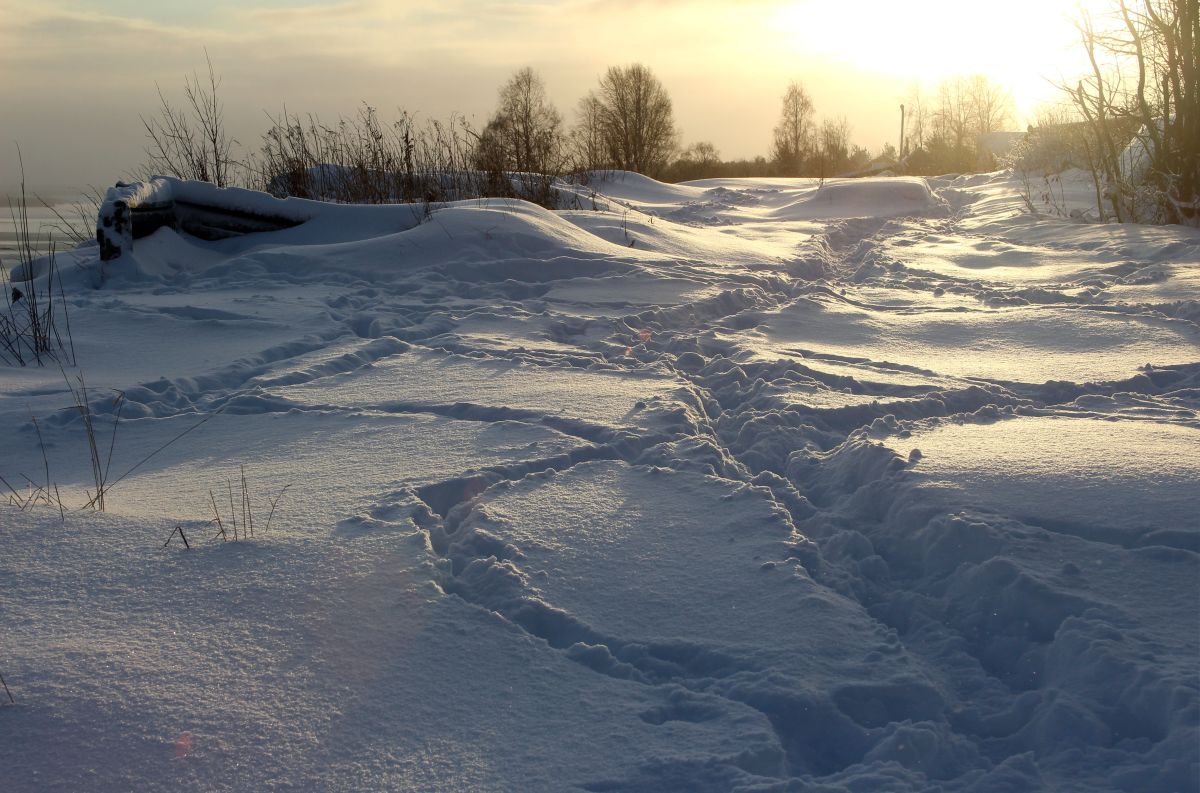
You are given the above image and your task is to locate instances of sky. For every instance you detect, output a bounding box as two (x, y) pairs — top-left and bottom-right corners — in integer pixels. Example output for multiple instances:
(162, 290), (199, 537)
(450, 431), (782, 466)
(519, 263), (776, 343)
(0, 0), (1111, 191)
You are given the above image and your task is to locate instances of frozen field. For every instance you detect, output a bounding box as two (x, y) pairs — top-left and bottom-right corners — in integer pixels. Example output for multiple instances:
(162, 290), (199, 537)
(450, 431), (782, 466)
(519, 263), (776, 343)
(1, 170), (1197, 792)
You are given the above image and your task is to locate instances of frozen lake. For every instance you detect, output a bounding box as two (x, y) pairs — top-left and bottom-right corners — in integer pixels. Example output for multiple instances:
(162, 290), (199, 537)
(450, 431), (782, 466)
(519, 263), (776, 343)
(0, 189), (93, 262)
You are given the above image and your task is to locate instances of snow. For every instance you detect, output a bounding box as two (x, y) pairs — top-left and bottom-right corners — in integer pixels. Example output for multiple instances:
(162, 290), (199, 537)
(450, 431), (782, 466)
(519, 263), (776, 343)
(898, 415), (1199, 548)
(2, 169), (1198, 792)
(736, 297), (1197, 383)
(772, 177), (943, 221)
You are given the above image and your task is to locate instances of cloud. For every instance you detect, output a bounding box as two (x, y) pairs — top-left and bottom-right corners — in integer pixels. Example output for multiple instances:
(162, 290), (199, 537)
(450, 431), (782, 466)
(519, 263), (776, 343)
(0, 0), (1091, 187)
(2, 2), (221, 49)
(0, 0), (837, 186)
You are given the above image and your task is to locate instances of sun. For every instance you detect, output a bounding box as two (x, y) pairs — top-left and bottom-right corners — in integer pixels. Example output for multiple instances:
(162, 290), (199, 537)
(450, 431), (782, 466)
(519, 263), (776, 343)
(768, 0), (1113, 120)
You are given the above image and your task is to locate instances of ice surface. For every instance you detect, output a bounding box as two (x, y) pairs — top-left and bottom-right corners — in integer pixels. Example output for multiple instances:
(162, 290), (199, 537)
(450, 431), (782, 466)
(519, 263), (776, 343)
(2, 169), (1197, 792)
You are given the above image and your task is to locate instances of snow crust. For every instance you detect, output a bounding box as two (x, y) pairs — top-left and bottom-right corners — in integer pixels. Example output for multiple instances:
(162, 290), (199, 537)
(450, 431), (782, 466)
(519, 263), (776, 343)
(2, 169), (1198, 792)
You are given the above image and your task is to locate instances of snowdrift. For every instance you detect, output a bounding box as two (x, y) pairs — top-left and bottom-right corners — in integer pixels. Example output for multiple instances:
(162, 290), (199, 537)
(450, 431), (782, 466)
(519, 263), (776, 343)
(96, 176), (435, 261)
(576, 170), (708, 205)
(2, 169), (1197, 792)
(774, 176), (944, 220)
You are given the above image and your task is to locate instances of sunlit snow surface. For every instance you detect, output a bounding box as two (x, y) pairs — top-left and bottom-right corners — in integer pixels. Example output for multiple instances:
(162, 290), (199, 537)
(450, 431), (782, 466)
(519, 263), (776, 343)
(899, 416), (1199, 546)
(1, 171), (1198, 792)
(739, 297), (1196, 383)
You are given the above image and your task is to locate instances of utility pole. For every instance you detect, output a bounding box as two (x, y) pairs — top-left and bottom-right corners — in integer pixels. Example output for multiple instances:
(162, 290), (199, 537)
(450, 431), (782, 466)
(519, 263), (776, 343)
(899, 104), (906, 161)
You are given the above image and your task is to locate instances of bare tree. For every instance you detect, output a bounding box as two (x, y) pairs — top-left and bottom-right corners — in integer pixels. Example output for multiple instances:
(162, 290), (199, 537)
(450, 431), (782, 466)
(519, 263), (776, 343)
(904, 75), (1012, 174)
(594, 64), (678, 176)
(571, 91), (609, 171)
(682, 141), (721, 168)
(1065, 0), (1198, 223)
(967, 75), (1013, 136)
(772, 81), (815, 175)
(476, 67), (565, 176)
(934, 78), (974, 162)
(1064, 8), (1131, 219)
(662, 141), (724, 182)
(816, 117), (851, 178)
(904, 88), (928, 155)
(1129, 0), (1199, 222)
(140, 52), (236, 187)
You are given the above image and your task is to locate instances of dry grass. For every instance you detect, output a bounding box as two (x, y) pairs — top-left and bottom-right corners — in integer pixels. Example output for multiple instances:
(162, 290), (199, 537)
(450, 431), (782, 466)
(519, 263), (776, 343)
(204, 466), (289, 544)
(62, 373), (123, 512)
(2, 157), (77, 368)
(249, 105), (569, 208)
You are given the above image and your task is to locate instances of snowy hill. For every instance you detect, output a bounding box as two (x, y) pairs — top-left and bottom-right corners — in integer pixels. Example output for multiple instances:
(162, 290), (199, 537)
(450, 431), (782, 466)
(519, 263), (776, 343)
(1, 170), (1197, 792)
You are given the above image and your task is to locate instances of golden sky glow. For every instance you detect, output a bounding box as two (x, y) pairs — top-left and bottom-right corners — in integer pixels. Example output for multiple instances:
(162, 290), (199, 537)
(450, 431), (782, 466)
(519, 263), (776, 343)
(0, 0), (1119, 187)
(768, 0), (1108, 113)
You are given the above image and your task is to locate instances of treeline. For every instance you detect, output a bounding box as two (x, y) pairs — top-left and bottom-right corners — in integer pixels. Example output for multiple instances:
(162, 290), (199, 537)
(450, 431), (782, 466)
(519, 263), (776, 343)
(661, 74), (1016, 182)
(140, 60), (922, 207)
(901, 76), (1014, 175)
(140, 0), (1196, 227)
(143, 61), (702, 207)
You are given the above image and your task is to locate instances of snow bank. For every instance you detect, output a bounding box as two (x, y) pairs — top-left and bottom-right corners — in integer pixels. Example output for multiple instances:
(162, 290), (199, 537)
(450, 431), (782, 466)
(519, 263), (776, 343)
(774, 176), (944, 220)
(2, 169), (1197, 791)
(576, 170), (707, 206)
(95, 176), (475, 268)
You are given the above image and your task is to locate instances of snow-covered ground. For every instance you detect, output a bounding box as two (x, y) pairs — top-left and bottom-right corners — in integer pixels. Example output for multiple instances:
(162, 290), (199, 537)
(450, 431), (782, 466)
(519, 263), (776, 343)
(1, 170), (1197, 792)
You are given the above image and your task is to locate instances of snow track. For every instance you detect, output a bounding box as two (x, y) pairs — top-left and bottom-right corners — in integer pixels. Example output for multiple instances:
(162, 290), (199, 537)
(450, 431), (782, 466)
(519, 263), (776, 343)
(1, 172), (1197, 792)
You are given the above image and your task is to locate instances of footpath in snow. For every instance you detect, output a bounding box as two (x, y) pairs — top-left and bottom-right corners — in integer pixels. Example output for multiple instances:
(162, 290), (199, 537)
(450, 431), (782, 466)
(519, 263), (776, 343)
(1, 170), (1197, 792)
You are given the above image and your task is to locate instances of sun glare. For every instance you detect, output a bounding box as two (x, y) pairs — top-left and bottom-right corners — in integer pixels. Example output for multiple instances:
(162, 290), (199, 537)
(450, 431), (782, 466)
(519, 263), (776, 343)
(769, 0), (1110, 118)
